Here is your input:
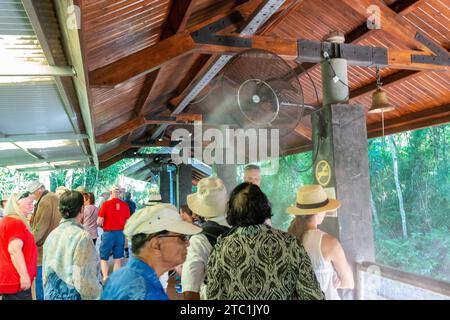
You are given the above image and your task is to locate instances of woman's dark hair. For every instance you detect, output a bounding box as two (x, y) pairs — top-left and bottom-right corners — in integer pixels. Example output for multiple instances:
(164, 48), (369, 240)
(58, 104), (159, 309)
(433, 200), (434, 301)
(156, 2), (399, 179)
(59, 191), (84, 219)
(83, 192), (95, 205)
(131, 230), (167, 255)
(226, 182), (272, 227)
(180, 204), (192, 216)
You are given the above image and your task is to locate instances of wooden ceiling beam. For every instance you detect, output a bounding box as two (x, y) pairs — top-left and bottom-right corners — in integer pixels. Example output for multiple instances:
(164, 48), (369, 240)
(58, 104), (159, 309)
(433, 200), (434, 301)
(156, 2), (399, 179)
(96, 117), (146, 144)
(95, 114), (202, 144)
(89, 32), (196, 87)
(340, 0), (431, 52)
(128, 1), (197, 139)
(98, 140), (177, 162)
(161, 0), (196, 39)
(367, 104), (450, 138)
(350, 70), (419, 100)
(99, 153), (125, 170)
(98, 142), (134, 162)
(88, 1), (256, 88)
(294, 125), (312, 140)
(194, 35), (298, 60)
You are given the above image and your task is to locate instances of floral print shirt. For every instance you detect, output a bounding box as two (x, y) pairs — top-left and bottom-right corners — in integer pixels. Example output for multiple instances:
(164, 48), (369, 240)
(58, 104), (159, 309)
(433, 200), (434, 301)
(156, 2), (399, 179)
(206, 224), (325, 300)
(43, 218), (102, 300)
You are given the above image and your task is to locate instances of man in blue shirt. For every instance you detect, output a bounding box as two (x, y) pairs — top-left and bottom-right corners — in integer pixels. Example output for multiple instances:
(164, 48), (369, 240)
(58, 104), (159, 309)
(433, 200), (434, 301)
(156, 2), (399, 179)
(101, 203), (201, 300)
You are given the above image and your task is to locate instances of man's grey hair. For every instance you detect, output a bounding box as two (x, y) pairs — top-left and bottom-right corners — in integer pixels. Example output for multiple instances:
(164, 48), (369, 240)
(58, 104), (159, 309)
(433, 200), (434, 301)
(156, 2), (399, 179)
(244, 164), (260, 171)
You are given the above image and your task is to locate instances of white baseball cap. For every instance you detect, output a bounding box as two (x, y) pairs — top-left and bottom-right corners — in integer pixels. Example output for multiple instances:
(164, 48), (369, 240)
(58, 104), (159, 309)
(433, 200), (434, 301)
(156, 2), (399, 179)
(26, 180), (44, 193)
(124, 203), (202, 238)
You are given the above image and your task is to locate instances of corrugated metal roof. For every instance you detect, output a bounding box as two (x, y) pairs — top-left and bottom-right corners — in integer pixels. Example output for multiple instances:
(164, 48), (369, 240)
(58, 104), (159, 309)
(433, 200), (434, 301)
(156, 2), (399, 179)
(0, 83), (73, 135)
(0, 0), (91, 169)
(0, 0), (34, 36)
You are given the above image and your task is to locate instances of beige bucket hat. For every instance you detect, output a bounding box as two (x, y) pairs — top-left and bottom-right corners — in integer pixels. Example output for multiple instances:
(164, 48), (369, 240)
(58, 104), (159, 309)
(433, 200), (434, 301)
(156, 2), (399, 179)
(187, 177), (228, 218)
(286, 184), (341, 215)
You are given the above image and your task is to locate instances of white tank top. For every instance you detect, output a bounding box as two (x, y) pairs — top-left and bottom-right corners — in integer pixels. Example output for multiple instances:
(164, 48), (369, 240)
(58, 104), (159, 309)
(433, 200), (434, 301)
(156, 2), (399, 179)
(302, 229), (341, 300)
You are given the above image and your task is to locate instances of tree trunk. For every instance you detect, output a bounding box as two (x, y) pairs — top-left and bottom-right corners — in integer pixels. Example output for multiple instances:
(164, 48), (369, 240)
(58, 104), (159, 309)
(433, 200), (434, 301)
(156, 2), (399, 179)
(388, 136), (408, 239)
(65, 169), (74, 189)
(83, 168), (87, 188)
(370, 193), (380, 226)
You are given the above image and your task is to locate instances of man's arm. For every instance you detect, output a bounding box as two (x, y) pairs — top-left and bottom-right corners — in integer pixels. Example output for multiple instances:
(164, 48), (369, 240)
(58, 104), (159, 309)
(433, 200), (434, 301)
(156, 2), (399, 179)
(8, 239), (31, 291)
(31, 201), (52, 247)
(181, 235), (210, 300)
(97, 202), (107, 227)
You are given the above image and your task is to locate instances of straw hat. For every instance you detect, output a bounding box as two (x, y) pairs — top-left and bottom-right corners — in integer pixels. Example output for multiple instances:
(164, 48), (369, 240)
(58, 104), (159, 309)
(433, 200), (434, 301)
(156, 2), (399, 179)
(187, 177), (227, 218)
(26, 180), (44, 193)
(145, 194), (162, 206)
(286, 185), (341, 215)
(75, 186), (87, 193)
(124, 203), (201, 238)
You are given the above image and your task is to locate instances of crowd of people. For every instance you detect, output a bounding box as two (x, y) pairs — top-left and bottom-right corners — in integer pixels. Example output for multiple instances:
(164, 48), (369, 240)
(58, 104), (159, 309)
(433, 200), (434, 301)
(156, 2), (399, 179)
(0, 164), (354, 300)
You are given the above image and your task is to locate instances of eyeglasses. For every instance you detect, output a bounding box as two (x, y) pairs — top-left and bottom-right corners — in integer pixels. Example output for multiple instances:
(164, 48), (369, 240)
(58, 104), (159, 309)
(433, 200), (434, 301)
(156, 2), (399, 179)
(18, 192), (31, 200)
(156, 234), (190, 242)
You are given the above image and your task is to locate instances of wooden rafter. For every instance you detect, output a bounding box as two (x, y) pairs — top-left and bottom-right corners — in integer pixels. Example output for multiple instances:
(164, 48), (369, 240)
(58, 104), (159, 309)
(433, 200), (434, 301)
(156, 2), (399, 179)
(98, 140), (177, 162)
(99, 153), (125, 170)
(89, 32), (196, 87)
(340, 0), (431, 52)
(96, 118), (146, 144)
(350, 70), (419, 100)
(367, 104), (450, 138)
(122, 1), (197, 144)
(88, 1), (256, 88)
(95, 114), (202, 144)
(161, 0), (196, 39)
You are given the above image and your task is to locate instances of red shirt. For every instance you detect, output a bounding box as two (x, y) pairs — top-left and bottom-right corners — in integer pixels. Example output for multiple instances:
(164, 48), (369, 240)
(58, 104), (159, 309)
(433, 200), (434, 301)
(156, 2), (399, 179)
(0, 217), (38, 294)
(98, 198), (130, 231)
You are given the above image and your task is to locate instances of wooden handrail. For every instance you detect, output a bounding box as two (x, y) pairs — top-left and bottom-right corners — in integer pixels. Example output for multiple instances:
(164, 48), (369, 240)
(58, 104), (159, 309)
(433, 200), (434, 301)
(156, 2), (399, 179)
(356, 261), (450, 298)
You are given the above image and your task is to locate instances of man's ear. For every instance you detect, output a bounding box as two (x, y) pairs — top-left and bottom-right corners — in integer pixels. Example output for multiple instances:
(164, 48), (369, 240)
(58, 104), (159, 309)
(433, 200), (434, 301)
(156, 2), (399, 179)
(147, 237), (161, 253)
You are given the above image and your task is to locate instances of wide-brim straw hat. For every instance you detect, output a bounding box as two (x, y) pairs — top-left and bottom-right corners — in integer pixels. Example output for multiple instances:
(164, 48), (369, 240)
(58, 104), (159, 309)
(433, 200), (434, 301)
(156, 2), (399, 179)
(286, 184), (341, 215)
(124, 203), (201, 238)
(145, 194), (162, 206)
(187, 177), (227, 218)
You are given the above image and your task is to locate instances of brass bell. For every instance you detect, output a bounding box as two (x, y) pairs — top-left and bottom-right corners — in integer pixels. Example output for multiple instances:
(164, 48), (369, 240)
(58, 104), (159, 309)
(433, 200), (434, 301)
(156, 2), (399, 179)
(369, 88), (395, 113)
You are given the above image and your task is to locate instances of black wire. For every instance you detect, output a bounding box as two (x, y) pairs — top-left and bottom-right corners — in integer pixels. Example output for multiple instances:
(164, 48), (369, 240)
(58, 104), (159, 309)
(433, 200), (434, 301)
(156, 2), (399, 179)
(283, 61), (322, 173)
(324, 57), (350, 102)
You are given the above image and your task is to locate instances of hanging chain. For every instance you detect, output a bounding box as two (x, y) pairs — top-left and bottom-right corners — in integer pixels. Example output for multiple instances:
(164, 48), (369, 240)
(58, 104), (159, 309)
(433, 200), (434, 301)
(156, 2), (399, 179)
(376, 66), (382, 89)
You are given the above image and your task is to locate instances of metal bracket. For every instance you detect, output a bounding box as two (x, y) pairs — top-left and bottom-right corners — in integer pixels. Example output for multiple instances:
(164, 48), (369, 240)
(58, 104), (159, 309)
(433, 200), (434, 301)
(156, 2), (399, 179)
(411, 32), (450, 66)
(191, 11), (251, 48)
(297, 39), (388, 67)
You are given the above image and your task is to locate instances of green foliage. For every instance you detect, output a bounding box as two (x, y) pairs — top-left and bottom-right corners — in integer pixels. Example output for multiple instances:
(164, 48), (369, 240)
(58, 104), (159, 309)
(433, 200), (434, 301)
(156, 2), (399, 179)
(369, 124), (450, 282)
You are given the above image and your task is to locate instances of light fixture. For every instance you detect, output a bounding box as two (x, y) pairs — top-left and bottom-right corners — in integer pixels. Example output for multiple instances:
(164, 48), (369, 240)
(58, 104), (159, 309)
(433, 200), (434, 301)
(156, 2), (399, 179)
(369, 67), (395, 114)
